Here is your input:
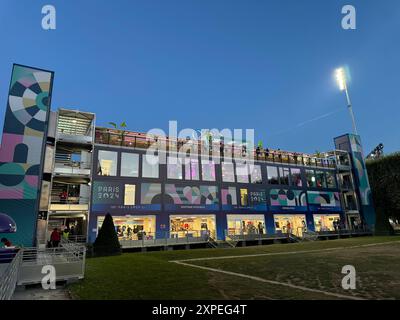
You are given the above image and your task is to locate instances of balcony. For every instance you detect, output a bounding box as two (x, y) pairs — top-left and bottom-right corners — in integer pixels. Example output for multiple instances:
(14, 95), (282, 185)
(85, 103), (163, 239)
(49, 196), (89, 212)
(53, 161), (91, 177)
(56, 109), (95, 146)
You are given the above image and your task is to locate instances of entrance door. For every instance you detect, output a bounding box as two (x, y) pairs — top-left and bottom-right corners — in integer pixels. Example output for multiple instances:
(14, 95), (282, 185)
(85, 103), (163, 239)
(274, 214), (306, 237)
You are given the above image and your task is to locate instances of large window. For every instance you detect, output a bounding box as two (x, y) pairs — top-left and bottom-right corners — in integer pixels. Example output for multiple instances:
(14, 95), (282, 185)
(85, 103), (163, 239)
(279, 167), (290, 185)
(249, 164), (262, 184)
(267, 166), (279, 184)
(97, 150), (117, 176)
(221, 162), (235, 182)
(142, 154), (159, 178)
(124, 184), (136, 205)
(326, 171), (337, 189)
(236, 163), (249, 183)
(201, 159), (216, 181)
(185, 158), (200, 180)
(306, 170), (316, 187)
(290, 168), (302, 187)
(315, 171), (327, 188)
(167, 156), (183, 180)
(121, 153), (139, 177)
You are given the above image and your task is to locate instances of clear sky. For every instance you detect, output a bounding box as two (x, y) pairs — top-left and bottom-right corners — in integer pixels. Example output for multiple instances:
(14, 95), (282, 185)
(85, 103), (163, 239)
(0, 0), (399, 155)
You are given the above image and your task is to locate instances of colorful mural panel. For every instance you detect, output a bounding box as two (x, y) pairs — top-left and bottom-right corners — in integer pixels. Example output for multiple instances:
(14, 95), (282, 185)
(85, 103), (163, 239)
(0, 64), (54, 246)
(269, 189), (308, 212)
(307, 191), (341, 212)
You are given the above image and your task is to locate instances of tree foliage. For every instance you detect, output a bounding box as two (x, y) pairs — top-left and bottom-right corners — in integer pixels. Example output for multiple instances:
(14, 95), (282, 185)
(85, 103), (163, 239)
(366, 152), (400, 234)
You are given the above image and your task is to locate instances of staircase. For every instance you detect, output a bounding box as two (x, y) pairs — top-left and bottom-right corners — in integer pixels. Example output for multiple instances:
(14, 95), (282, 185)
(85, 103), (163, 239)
(301, 231), (319, 241)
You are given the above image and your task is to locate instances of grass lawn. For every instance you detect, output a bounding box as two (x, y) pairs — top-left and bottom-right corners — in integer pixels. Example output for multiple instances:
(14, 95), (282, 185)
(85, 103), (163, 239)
(69, 236), (400, 300)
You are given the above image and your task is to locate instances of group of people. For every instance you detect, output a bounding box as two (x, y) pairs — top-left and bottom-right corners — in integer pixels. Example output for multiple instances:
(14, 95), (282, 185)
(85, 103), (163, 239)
(48, 227), (74, 248)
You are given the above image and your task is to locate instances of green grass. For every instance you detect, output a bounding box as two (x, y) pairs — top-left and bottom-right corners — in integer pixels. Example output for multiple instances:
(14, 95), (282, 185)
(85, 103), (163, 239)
(69, 236), (400, 300)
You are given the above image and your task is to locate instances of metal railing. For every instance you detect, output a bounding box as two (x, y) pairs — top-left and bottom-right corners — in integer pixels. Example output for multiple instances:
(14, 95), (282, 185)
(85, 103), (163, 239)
(0, 249), (21, 300)
(119, 230), (214, 248)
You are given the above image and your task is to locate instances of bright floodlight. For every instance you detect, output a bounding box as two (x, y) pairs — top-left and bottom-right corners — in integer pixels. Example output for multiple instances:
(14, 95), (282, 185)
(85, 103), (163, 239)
(335, 68), (347, 91)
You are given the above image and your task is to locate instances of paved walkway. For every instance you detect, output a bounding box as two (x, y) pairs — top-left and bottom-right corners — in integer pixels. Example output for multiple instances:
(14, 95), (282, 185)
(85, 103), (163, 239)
(12, 284), (72, 300)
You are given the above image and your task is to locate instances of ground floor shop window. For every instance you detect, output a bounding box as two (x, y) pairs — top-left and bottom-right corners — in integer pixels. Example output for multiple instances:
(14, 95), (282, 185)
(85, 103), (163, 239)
(313, 214), (341, 232)
(97, 215), (156, 240)
(274, 214), (306, 237)
(170, 215), (215, 238)
(227, 214), (265, 235)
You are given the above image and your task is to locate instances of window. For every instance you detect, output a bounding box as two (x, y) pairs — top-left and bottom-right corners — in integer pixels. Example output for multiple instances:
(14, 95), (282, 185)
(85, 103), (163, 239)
(124, 184), (136, 205)
(306, 170), (316, 187)
(290, 168), (302, 187)
(279, 167), (290, 185)
(185, 157), (199, 180)
(267, 166), (279, 184)
(326, 171), (337, 188)
(240, 188), (248, 206)
(167, 156), (183, 180)
(236, 163), (249, 183)
(142, 154), (159, 178)
(201, 159), (216, 181)
(249, 164), (262, 184)
(222, 162), (235, 182)
(121, 153), (139, 177)
(97, 150), (117, 176)
(315, 171), (327, 188)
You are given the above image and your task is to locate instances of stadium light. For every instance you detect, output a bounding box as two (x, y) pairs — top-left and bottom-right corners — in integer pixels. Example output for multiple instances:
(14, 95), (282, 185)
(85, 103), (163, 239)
(335, 67), (358, 135)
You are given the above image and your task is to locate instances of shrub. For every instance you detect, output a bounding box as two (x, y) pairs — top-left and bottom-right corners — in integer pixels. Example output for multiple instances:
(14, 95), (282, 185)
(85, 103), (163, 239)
(93, 213), (121, 256)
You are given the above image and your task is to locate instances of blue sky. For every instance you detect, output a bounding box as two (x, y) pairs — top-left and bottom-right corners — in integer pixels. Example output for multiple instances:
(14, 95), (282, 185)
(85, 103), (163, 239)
(0, 0), (399, 154)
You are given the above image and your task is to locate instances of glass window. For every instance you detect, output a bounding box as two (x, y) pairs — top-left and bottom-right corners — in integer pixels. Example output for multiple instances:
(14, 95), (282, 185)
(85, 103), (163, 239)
(185, 158), (199, 180)
(315, 171), (327, 188)
(236, 163), (249, 183)
(240, 188), (248, 206)
(290, 168), (302, 187)
(121, 153), (139, 177)
(124, 184), (136, 205)
(326, 171), (337, 188)
(201, 159), (216, 181)
(97, 150), (117, 176)
(306, 170), (316, 187)
(222, 162), (235, 182)
(279, 167), (290, 185)
(167, 156), (183, 180)
(249, 164), (262, 184)
(267, 166), (279, 184)
(142, 154), (159, 178)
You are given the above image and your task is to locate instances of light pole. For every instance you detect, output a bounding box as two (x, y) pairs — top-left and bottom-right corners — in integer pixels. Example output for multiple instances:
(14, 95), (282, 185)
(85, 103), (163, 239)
(335, 67), (358, 135)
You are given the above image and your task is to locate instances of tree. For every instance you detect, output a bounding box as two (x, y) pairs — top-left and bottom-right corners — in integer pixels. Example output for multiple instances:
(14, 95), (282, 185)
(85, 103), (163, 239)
(108, 121), (128, 146)
(93, 213), (121, 256)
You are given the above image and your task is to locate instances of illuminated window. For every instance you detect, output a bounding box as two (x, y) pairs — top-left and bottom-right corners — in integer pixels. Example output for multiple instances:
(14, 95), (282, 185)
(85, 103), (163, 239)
(185, 158), (199, 180)
(240, 188), (248, 206)
(222, 162), (235, 182)
(279, 167), (290, 185)
(167, 156), (183, 180)
(97, 150), (117, 176)
(249, 164), (262, 184)
(142, 154), (159, 178)
(326, 171), (337, 188)
(121, 153), (139, 177)
(124, 184), (136, 205)
(315, 171), (327, 188)
(267, 166), (279, 184)
(290, 168), (302, 187)
(306, 170), (316, 187)
(201, 159), (216, 181)
(236, 163), (249, 183)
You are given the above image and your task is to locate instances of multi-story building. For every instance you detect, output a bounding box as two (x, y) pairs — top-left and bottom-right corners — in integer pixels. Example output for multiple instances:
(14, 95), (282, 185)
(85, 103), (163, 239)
(0, 65), (376, 248)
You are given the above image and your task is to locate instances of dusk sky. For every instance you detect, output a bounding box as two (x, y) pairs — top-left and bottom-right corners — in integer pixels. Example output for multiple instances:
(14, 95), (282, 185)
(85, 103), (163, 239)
(0, 0), (399, 154)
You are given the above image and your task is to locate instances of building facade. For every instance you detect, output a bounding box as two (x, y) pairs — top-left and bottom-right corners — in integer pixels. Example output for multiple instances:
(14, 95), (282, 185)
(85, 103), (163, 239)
(0, 65), (376, 248)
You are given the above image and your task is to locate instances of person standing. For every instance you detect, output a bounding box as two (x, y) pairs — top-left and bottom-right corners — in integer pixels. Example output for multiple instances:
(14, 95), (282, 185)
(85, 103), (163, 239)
(50, 228), (61, 247)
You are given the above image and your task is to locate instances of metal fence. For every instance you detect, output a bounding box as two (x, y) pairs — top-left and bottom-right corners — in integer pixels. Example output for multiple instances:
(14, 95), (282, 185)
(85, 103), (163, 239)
(119, 230), (213, 248)
(0, 249), (21, 300)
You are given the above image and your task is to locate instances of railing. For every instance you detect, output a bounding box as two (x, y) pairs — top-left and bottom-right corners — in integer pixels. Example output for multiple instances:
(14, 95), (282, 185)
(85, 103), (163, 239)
(50, 196), (90, 205)
(54, 161), (91, 175)
(225, 229), (286, 242)
(119, 230), (213, 248)
(0, 249), (21, 300)
(95, 127), (338, 169)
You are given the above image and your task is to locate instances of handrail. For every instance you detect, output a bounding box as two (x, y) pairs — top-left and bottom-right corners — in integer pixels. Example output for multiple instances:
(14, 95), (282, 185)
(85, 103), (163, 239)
(0, 249), (22, 300)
